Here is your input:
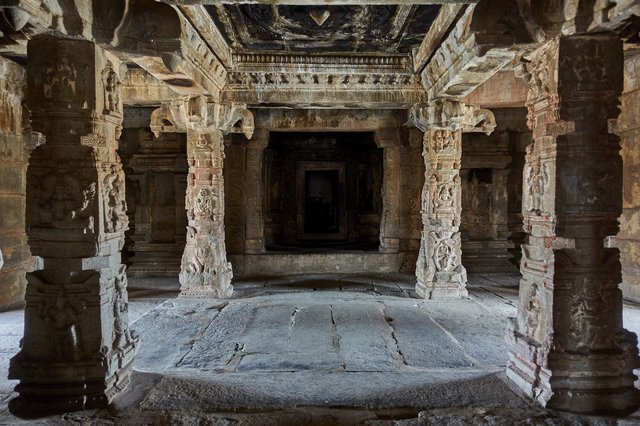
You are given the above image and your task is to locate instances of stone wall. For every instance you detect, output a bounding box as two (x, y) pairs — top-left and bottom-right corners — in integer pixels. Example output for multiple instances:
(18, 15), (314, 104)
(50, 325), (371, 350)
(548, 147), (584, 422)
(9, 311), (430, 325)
(0, 57), (33, 311)
(618, 53), (640, 302)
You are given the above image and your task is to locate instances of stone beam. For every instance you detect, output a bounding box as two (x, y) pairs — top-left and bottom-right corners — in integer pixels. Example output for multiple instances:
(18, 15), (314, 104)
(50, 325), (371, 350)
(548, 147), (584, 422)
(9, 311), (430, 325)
(421, 1), (542, 101)
(413, 3), (466, 73)
(254, 109), (405, 131)
(464, 70), (528, 109)
(122, 68), (179, 107)
(0, 1), (228, 99)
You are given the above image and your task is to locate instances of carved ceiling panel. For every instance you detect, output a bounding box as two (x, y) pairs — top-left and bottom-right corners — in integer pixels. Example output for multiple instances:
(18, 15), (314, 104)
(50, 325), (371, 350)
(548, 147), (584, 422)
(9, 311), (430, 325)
(206, 4), (441, 53)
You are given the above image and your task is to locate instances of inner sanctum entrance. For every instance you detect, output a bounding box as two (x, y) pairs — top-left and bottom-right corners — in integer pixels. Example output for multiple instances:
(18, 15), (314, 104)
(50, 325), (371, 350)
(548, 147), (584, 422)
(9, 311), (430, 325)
(265, 132), (382, 251)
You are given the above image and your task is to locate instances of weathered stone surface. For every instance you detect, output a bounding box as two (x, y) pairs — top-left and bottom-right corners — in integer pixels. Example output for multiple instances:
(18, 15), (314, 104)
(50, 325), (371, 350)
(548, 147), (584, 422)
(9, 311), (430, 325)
(9, 38), (138, 414)
(506, 35), (640, 413)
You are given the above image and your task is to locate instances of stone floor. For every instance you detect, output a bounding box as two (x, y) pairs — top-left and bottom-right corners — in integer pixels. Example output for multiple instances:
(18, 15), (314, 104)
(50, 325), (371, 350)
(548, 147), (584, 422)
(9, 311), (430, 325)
(2, 273), (640, 425)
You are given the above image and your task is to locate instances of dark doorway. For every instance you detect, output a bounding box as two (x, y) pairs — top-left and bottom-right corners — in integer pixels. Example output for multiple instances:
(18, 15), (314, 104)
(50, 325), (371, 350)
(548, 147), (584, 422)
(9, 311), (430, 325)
(305, 170), (339, 233)
(297, 162), (347, 240)
(264, 132), (382, 251)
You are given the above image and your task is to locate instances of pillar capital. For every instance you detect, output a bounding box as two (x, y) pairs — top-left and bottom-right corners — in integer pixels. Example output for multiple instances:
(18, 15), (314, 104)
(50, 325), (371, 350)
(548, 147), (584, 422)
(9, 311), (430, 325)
(150, 95), (254, 139)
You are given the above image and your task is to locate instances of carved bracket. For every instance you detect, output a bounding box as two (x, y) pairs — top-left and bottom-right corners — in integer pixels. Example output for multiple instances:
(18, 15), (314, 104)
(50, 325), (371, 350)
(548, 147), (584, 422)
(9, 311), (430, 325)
(410, 99), (496, 135)
(150, 96), (254, 139)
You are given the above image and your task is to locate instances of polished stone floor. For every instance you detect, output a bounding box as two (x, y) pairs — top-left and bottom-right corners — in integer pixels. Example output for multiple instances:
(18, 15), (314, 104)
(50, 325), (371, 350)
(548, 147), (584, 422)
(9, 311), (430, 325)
(2, 273), (640, 424)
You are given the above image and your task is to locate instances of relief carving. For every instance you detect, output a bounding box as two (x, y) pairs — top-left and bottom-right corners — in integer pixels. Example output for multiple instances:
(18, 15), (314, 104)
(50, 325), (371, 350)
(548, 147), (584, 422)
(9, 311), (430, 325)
(113, 266), (134, 351)
(43, 54), (77, 101)
(435, 182), (455, 210)
(39, 288), (86, 361)
(102, 61), (121, 115)
(103, 163), (127, 233)
(30, 168), (96, 233)
(568, 276), (614, 351)
(525, 154), (549, 214)
(429, 231), (460, 273)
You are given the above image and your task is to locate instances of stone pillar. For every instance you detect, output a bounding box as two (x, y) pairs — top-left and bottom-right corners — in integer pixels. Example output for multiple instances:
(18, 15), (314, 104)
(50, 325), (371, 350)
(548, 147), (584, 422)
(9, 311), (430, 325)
(376, 128), (400, 254)
(506, 35), (640, 413)
(0, 57), (36, 311)
(179, 128), (233, 298)
(9, 39), (138, 414)
(415, 127), (467, 299)
(245, 129), (268, 254)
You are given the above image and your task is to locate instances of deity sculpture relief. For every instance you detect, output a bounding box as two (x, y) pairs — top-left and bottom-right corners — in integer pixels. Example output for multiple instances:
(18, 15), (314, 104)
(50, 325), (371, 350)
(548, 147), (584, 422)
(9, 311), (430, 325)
(435, 182), (455, 210)
(568, 276), (614, 351)
(39, 288), (87, 361)
(30, 168), (96, 233)
(102, 62), (121, 115)
(194, 188), (215, 217)
(113, 267), (134, 351)
(523, 282), (542, 340)
(432, 129), (454, 152)
(43, 54), (77, 101)
(103, 164), (127, 233)
(525, 156), (549, 214)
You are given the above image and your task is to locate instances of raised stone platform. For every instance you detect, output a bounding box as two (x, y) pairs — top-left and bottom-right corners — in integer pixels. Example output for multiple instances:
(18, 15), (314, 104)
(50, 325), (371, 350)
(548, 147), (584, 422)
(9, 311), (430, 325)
(230, 252), (399, 276)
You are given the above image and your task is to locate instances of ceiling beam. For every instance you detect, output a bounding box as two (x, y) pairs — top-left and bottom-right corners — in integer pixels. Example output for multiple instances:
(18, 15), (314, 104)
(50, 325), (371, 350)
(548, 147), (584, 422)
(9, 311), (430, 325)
(160, 1), (478, 5)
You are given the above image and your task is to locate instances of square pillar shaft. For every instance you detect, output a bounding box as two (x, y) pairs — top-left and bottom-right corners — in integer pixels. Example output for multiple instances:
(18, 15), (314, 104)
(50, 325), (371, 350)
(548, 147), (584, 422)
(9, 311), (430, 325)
(506, 34), (640, 413)
(9, 38), (138, 414)
(179, 128), (233, 297)
(415, 128), (467, 299)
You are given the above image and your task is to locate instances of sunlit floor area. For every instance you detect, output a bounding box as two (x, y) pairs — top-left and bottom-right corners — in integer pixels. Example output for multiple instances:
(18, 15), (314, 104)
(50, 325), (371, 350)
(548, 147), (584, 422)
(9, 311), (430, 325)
(2, 273), (640, 425)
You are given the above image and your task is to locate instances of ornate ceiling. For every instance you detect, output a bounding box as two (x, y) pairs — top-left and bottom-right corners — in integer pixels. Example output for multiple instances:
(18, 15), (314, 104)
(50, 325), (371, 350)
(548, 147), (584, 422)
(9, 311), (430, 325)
(206, 4), (441, 53)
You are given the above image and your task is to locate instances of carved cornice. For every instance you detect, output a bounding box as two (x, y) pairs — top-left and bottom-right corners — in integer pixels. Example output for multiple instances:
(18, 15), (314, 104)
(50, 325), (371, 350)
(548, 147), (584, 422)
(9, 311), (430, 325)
(232, 53), (412, 72)
(223, 70), (424, 108)
(410, 99), (496, 135)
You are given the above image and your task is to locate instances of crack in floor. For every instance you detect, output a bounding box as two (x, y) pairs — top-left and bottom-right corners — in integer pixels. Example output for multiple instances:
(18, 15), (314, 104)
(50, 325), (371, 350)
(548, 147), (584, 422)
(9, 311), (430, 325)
(330, 305), (346, 370)
(175, 302), (228, 368)
(423, 310), (484, 368)
(379, 303), (407, 368)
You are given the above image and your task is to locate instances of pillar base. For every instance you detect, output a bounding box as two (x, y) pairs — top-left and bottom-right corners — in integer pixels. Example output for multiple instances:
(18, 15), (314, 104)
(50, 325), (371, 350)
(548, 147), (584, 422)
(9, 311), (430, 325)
(507, 317), (640, 414)
(180, 264), (233, 298)
(9, 342), (137, 416)
(416, 267), (468, 299)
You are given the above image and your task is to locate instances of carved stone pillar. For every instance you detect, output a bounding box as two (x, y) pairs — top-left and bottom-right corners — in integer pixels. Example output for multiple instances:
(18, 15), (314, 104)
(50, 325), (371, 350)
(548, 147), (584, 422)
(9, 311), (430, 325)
(376, 128), (400, 254)
(411, 102), (496, 298)
(151, 97), (254, 298)
(506, 35), (640, 413)
(179, 128), (233, 297)
(245, 129), (268, 254)
(415, 127), (467, 298)
(9, 39), (138, 413)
